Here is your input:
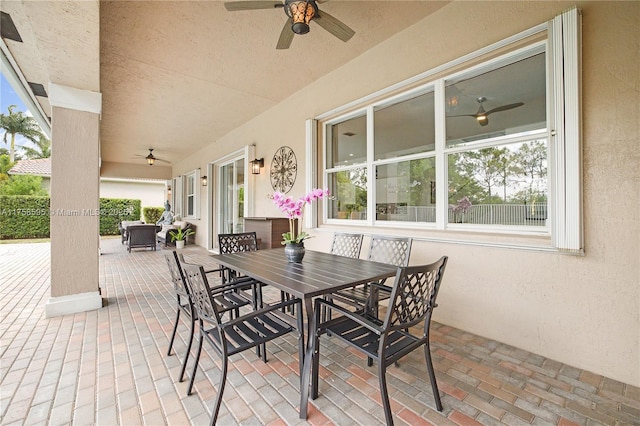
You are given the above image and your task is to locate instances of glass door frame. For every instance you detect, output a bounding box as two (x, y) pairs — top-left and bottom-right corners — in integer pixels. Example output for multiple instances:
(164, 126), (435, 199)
(207, 145), (256, 251)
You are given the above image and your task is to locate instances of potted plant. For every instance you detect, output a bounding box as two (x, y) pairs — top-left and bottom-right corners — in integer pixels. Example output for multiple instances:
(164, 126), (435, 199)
(170, 227), (195, 249)
(271, 188), (331, 263)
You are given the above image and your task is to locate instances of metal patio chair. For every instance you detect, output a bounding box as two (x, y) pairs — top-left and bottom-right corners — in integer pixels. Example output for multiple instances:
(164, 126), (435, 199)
(330, 232), (364, 259)
(181, 262), (304, 425)
(217, 231), (278, 360)
(332, 235), (412, 317)
(164, 251), (252, 383)
(321, 233), (365, 320)
(217, 232), (261, 282)
(301, 256), (448, 426)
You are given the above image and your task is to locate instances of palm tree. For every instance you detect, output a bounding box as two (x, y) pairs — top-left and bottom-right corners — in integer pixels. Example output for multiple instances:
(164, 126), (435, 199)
(0, 105), (43, 162)
(21, 134), (51, 159)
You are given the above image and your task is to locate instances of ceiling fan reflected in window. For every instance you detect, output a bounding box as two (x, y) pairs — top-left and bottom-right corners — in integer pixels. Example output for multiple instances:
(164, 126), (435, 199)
(134, 149), (170, 166)
(223, 0), (355, 50)
(448, 96), (524, 127)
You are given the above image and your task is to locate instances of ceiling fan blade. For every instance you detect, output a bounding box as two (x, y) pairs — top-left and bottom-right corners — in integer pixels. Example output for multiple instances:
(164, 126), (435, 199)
(224, 1), (283, 11)
(447, 114), (478, 118)
(276, 19), (294, 49)
(485, 102), (524, 116)
(314, 10), (355, 42)
(154, 158), (171, 164)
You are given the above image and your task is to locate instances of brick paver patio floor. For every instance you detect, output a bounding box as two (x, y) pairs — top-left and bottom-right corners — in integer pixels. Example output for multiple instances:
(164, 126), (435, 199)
(1, 239), (638, 425)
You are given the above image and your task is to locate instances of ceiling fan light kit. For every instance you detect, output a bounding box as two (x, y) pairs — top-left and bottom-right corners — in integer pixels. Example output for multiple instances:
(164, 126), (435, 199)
(449, 96), (524, 127)
(135, 148), (169, 166)
(146, 149), (156, 165)
(224, 0), (355, 49)
(285, 0), (317, 35)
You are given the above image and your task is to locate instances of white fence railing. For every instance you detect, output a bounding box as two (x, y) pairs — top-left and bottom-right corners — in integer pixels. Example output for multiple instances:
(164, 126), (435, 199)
(396, 203), (548, 226)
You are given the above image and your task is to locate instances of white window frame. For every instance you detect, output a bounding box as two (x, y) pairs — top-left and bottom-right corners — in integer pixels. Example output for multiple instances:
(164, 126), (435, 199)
(182, 169), (200, 220)
(319, 8), (582, 253)
(171, 176), (183, 219)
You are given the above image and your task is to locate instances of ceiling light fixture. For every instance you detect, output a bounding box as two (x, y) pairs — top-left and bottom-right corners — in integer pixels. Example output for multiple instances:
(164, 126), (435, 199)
(284, 0), (317, 35)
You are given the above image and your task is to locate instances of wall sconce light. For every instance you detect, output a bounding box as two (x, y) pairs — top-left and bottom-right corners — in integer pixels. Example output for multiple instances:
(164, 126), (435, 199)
(250, 158), (264, 175)
(201, 175), (207, 186)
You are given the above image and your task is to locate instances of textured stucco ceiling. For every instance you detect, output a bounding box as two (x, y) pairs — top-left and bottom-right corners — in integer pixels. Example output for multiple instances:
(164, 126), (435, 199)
(1, 1), (448, 167)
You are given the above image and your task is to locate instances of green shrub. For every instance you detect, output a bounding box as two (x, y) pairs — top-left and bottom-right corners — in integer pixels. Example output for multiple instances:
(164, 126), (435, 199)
(99, 198), (141, 236)
(0, 175), (47, 196)
(0, 195), (50, 239)
(143, 206), (164, 225)
(0, 196), (141, 239)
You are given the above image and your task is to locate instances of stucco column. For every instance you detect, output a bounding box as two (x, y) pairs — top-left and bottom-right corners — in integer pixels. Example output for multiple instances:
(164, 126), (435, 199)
(45, 84), (103, 318)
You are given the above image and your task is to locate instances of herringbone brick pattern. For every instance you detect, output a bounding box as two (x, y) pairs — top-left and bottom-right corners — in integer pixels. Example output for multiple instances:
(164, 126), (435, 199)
(1, 240), (638, 425)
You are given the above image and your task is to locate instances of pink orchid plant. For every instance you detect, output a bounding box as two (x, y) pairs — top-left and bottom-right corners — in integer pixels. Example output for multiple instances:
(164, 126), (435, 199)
(272, 188), (331, 245)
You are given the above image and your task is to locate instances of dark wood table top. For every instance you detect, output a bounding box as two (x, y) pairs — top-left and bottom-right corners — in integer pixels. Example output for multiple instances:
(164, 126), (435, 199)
(211, 248), (398, 300)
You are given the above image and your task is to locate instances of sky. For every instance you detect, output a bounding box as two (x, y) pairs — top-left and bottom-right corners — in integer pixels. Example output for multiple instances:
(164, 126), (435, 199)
(1, 71), (39, 155)
(1, 73), (28, 112)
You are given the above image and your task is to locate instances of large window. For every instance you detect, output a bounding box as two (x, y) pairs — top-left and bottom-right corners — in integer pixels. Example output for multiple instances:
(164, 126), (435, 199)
(326, 47), (547, 229)
(322, 9), (582, 251)
(182, 169), (200, 219)
(445, 52), (547, 227)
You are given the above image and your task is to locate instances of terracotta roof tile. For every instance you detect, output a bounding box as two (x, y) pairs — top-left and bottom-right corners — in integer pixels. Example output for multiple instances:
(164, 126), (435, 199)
(8, 158), (51, 176)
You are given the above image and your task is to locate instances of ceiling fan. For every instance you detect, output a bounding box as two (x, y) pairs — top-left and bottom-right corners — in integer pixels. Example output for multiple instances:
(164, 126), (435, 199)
(224, 0), (355, 50)
(134, 149), (169, 166)
(448, 96), (524, 127)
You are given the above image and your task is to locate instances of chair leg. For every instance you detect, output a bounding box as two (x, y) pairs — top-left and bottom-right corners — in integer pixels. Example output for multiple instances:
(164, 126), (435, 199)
(424, 342), (443, 411)
(261, 343), (267, 362)
(255, 284), (267, 362)
(209, 355), (228, 426)
(378, 362), (394, 426)
(187, 328), (204, 396)
(179, 308), (196, 382)
(167, 305), (181, 356)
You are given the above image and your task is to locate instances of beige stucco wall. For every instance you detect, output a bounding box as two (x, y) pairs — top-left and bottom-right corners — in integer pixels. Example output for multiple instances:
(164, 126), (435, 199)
(100, 160), (171, 180)
(100, 179), (167, 218)
(174, 1), (640, 386)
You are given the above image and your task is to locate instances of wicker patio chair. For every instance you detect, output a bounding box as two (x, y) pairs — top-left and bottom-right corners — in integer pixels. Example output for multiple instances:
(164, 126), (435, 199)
(126, 224), (159, 252)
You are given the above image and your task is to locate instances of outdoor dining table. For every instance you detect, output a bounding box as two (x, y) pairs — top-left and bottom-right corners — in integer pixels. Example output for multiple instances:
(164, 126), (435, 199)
(210, 248), (398, 347)
(211, 247), (399, 419)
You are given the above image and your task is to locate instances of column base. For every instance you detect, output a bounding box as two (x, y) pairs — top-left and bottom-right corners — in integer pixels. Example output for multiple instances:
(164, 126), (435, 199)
(45, 291), (103, 318)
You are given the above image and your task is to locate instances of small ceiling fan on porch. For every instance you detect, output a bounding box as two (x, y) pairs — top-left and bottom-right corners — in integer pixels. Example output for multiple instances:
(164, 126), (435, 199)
(448, 96), (524, 127)
(134, 149), (169, 166)
(223, 0), (355, 49)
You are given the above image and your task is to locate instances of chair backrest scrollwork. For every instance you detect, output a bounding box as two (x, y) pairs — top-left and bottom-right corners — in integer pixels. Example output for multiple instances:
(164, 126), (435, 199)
(368, 235), (412, 267)
(385, 256), (448, 330)
(218, 232), (259, 254)
(164, 251), (189, 297)
(330, 233), (364, 259)
(181, 263), (222, 326)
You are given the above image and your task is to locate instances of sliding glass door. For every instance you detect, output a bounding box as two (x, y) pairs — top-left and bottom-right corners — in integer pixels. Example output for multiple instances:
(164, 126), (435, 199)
(218, 158), (245, 235)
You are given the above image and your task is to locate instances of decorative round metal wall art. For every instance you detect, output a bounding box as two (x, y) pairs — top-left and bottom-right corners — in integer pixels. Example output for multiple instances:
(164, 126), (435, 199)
(270, 146), (297, 193)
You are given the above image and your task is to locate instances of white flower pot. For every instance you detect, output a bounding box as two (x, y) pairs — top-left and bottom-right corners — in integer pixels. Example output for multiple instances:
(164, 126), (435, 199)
(175, 240), (185, 249)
